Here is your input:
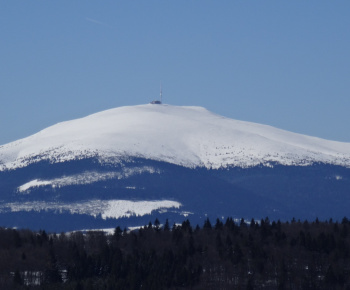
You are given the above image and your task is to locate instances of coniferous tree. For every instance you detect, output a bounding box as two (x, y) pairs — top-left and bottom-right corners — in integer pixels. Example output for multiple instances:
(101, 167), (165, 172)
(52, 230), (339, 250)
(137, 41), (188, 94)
(13, 269), (22, 286)
(203, 217), (212, 229)
(164, 219), (170, 231)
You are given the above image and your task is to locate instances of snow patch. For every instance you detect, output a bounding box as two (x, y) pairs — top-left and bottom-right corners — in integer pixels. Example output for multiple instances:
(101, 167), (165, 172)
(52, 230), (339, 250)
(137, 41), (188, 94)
(17, 166), (160, 193)
(0, 199), (182, 219)
(101, 200), (181, 219)
(180, 211), (194, 217)
(18, 179), (51, 193)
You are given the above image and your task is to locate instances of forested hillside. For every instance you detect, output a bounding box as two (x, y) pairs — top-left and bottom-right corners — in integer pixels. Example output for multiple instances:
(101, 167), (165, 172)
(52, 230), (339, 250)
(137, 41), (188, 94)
(1, 217), (350, 289)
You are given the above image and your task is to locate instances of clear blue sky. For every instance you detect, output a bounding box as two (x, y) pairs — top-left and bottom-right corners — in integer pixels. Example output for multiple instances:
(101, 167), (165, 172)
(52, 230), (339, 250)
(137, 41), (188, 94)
(1, 1), (350, 145)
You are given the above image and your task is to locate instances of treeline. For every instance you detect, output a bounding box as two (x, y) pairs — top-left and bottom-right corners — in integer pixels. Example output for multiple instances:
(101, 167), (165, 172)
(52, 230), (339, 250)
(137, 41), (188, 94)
(2, 217), (350, 289)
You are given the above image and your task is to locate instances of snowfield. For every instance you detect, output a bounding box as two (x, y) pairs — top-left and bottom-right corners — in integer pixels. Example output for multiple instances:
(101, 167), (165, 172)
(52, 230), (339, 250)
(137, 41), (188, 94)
(1, 104), (350, 171)
(17, 166), (160, 193)
(0, 199), (182, 219)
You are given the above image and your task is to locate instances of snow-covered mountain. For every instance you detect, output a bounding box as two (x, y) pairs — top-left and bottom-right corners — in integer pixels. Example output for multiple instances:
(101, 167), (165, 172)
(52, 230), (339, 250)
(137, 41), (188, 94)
(1, 104), (350, 232)
(1, 104), (350, 171)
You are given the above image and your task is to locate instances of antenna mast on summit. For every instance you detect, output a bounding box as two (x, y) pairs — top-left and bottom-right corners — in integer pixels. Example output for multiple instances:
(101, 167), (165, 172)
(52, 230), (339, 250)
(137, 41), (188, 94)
(160, 82), (163, 104)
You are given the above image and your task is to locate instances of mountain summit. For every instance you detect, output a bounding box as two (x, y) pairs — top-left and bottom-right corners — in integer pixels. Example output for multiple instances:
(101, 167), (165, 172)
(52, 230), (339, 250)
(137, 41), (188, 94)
(1, 104), (350, 231)
(1, 104), (350, 171)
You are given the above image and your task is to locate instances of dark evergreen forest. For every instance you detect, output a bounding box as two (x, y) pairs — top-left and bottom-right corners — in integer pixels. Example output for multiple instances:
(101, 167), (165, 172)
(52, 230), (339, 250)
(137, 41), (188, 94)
(1, 217), (350, 289)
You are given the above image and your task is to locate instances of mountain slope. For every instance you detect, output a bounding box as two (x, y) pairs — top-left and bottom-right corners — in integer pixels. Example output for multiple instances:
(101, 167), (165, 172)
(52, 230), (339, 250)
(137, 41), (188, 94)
(1, 104), (350, 171)
(1, 104), (350, 231)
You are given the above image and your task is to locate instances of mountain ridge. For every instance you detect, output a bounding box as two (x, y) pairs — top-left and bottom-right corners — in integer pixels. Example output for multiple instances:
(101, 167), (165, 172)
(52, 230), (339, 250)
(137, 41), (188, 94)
(1, 104), (350, 171)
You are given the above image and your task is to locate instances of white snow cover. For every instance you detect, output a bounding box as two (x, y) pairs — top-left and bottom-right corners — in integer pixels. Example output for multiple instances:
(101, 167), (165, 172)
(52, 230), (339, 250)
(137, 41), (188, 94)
(17, 166), (160, 193)
(1, 104), (350, 170)
(0, 199), (182, 219)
